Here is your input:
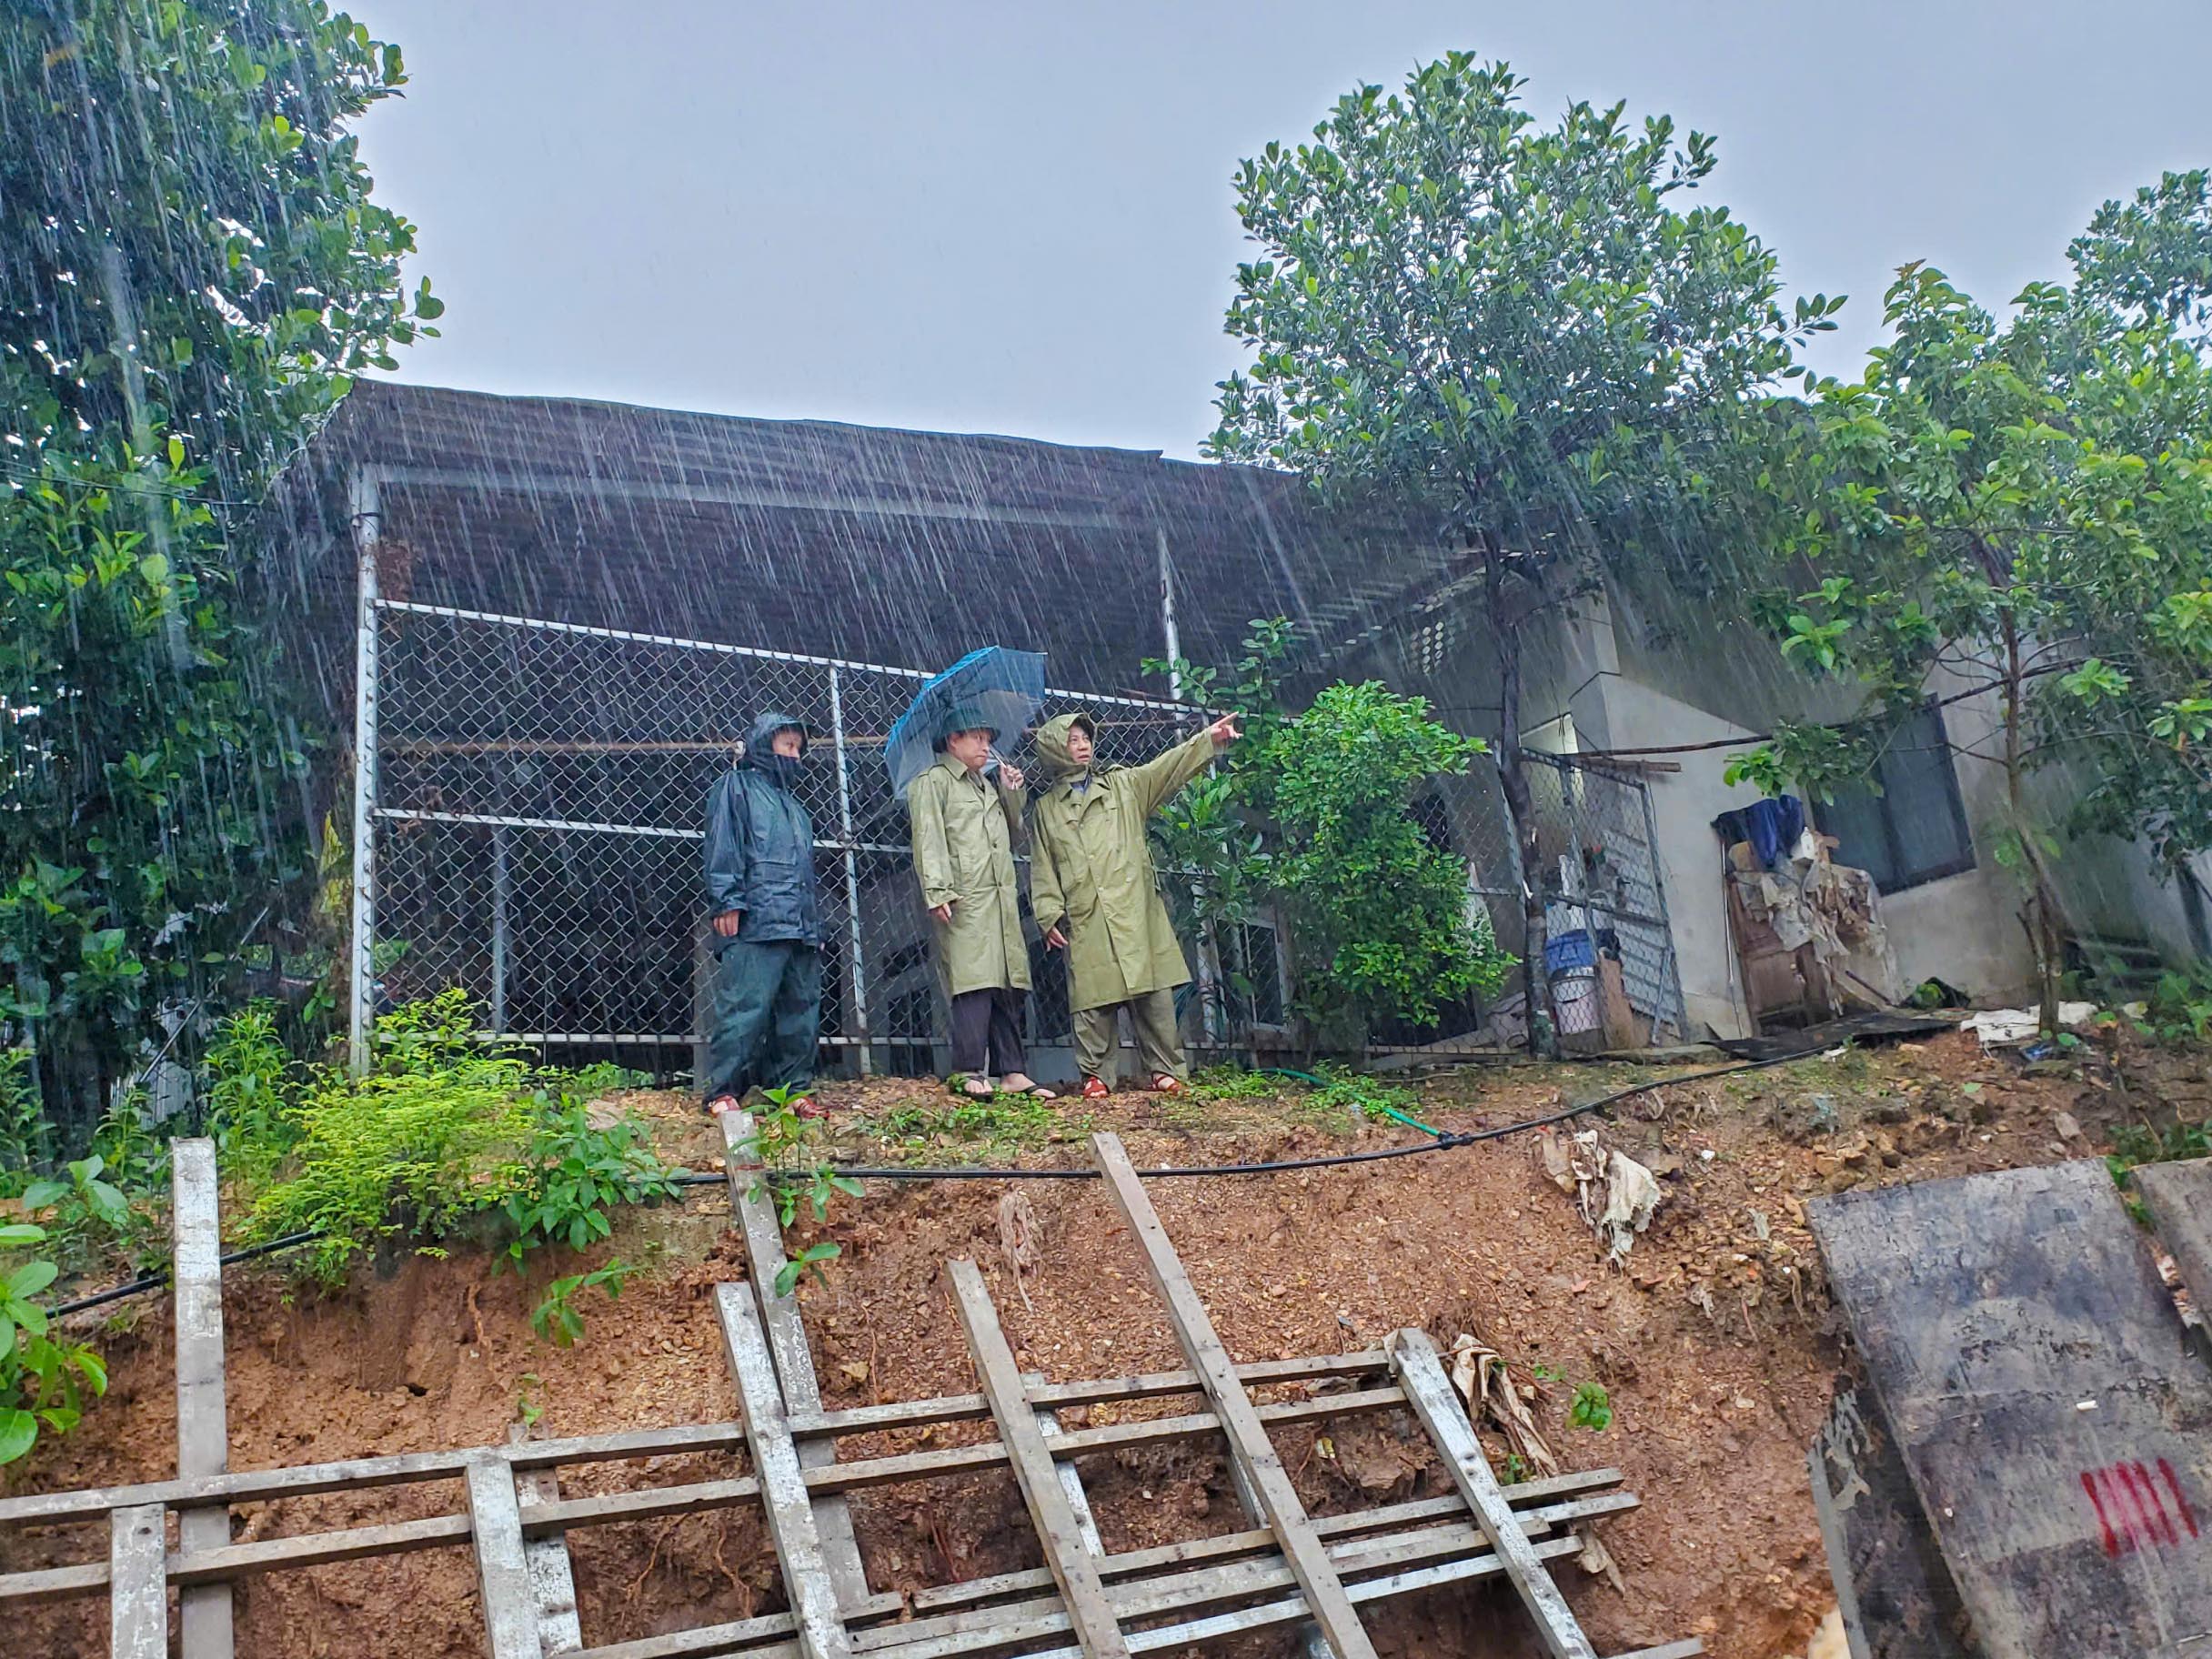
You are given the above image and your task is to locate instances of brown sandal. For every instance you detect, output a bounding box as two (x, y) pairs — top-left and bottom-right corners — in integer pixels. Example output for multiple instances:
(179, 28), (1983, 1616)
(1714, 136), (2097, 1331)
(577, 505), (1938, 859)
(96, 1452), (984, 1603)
(1150, 1073), (1186, 1095)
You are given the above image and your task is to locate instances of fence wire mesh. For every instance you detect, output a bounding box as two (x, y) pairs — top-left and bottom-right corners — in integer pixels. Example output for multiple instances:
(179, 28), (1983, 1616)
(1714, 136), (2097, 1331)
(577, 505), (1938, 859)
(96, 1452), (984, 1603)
(363, 602), (1196, 1072)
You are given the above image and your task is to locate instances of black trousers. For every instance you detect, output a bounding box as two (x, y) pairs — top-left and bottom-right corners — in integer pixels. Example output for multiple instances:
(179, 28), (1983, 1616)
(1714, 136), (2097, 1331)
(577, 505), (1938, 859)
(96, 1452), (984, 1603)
(949, 987), (1028, 1078)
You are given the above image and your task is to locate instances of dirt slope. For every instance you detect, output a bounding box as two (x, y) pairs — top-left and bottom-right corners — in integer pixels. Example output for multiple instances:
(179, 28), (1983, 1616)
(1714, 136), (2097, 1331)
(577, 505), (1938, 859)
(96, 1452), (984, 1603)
(3, 1031), (2175, 1657)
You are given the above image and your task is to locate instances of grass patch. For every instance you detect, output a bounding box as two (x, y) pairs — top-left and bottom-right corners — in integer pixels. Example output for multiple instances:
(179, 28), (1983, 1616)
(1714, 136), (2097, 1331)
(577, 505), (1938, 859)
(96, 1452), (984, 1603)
(870, 1091), (1089, 1157)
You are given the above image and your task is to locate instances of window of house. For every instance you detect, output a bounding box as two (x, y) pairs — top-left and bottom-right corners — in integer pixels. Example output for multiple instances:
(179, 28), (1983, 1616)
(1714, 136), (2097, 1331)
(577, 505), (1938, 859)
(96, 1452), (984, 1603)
(1815, 704), (1976, 892)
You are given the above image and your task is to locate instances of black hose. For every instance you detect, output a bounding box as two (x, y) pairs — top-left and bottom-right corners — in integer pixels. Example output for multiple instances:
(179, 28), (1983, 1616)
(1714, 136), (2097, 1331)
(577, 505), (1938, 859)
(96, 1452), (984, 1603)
(44, 1049), (1811, 1315)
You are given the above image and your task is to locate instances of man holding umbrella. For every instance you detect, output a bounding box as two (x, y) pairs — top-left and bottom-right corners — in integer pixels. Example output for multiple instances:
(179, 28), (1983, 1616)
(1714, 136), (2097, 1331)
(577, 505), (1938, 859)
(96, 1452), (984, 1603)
(907, 706), (1055, 1101)
(1029, 710), (1240, 1097)
(701, 712), (824, 1117)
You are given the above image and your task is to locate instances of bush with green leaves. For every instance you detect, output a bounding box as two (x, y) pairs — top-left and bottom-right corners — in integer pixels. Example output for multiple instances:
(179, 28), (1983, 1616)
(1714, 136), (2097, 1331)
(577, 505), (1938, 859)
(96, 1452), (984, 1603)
(1152, 623), (1513, 1045)
(204, 1000), (299, 1184)
(0, 1049), (45, 1198)
(0, 1221), (107, 1465)
(530, 1260), (635, 1348)
(244, 991), (679, 1285)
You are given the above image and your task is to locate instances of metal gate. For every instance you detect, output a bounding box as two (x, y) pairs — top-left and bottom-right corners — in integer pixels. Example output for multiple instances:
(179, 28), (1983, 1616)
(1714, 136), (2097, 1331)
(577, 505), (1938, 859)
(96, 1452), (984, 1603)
(348, 598), (1194, 1072)
(1457, 751), (1688, 1046)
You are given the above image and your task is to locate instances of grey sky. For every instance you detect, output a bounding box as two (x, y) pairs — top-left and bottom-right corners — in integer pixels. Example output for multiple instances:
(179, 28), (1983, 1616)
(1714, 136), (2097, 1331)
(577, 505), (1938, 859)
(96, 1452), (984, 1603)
(357, 1), (2210, 459)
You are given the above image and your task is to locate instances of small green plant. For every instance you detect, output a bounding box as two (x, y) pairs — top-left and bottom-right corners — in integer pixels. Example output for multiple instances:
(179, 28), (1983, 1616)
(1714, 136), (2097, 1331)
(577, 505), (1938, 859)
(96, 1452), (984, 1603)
(0, 1222), (108, 1463)
(873, 1091), (1075, 1156)
(2108, 1114), (2211, 1222)
(204, 1000), (298, 1183)
(1502, 1453), (1529, 1484)
(20, 1155), (142, 1275)
(1304, 1066), (1422, 1127)
(0, 1050), (47, 1197)
(1530, 1362), (1561, 1384)
(775, 1241), (841, 1298)
(501, 1101), (682, 1262)
(563, 1061), (652, 1097)
(529, 1260), (634, 1348)
(1569, 1381), (1614, 1433)
(1188, 1067), (1278, 1102)
(2139, 964), (2212, 1045)
(514, 1372), (545, 1431)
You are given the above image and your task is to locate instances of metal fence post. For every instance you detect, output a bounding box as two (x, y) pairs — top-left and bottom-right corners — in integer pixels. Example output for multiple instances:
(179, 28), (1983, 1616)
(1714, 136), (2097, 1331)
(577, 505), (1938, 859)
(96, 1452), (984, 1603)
(827, 667), (873, 1075)
(347, 468), (381, 1075)
(489, 826), (510, 1034)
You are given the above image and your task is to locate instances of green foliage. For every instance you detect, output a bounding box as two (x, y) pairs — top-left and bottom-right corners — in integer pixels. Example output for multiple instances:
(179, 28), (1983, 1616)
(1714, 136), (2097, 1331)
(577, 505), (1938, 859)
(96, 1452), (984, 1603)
(0, 1), (436, 1141)
(562, 1061), (653, 1097)
(0, 1048), (47, 1197)
(872, 1091), (1076, 1155)
(2138, 962), (2212, 1045)
(204, 1000), (299, 1184)
(1305, 1067), (1422, 1125)
(529, 1260), (634, 1349)
(0, 1222), (107, 1465)
(1569, 1381), (1614, 1432)
(501, 1103), (682, 1262)
(1154, 623), (1512, 1042)
(244, 991), (677, 1285)
(775, 1241), (841, 1299)
(1722, 193), (2212, 1021)
(1186, 1066), (1279, 1102)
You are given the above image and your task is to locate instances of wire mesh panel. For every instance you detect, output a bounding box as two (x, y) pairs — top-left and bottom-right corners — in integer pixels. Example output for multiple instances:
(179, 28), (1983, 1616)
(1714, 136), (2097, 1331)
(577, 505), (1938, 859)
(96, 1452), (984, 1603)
(362, 600), (1194, 1072)
(1523, 753), (1688, 1042)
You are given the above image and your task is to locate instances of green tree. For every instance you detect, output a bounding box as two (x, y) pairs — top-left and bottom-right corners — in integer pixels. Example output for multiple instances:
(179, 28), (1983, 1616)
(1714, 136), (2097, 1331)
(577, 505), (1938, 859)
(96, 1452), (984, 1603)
(1724, 235), (2212, 1030)
(1207, 53), (1832, 1046)
(0, 2), (437, 1135)
(1151, 622), (1511, 1047)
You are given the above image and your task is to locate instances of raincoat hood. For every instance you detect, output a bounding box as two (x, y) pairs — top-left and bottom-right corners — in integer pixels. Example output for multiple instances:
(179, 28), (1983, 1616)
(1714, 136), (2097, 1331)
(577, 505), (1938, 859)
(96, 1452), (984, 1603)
(1032, 712), (1099, 783)
(742, 711), (811, 786)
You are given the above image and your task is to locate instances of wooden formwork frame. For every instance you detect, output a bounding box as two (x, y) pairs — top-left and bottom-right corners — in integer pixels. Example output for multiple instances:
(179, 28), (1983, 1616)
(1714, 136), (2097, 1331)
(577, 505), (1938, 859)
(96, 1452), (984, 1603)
(0, 1131), (1702, 1659)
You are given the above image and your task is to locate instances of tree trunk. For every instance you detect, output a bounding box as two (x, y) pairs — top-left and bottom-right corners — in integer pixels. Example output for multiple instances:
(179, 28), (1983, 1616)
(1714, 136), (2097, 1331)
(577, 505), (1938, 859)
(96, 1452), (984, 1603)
(2000, 613), (2064, 1032)
(1482, 531), (1553, 1056)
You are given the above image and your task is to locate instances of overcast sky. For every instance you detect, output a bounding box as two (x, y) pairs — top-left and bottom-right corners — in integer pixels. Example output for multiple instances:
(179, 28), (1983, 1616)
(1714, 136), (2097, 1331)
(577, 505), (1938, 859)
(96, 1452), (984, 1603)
(355, 1), (2210, 458)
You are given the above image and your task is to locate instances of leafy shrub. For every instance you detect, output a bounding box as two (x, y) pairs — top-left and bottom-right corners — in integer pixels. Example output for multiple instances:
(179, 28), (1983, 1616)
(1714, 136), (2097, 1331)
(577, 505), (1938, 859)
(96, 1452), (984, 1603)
(0, 1049), (46, 1199)
(501, 1104), (681, 1262)
(204, 1000), (299, 1183)
(0, 1221), (106, 1464)
(1151, 621), (1515, 1045)
(245, 990), (678, 1285)
(2140, 964), (2212, 1045)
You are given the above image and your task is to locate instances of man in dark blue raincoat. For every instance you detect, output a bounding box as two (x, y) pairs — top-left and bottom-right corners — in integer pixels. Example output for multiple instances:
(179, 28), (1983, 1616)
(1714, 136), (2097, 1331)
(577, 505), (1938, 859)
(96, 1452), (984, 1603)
(702, 712), (823, 1115)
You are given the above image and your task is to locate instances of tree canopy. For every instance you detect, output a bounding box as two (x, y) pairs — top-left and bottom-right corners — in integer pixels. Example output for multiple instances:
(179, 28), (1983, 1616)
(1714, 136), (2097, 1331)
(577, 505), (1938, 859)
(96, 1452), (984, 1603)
(0, 1), (437, 1133)
(1207, 52), (1834, 1044)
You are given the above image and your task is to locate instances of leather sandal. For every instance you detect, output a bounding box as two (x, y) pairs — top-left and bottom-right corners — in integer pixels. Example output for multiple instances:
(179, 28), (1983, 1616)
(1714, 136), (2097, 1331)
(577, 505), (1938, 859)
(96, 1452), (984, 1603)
(705, 1095), (740, 1116)
(1150, 1073), (1186, 1095)
(1081, 1076), (1112, 1100)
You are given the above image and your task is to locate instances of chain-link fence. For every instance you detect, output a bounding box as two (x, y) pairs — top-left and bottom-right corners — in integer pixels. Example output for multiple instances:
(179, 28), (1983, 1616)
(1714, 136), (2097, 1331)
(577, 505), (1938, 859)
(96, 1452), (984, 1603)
(357, 600), (1197, 1074)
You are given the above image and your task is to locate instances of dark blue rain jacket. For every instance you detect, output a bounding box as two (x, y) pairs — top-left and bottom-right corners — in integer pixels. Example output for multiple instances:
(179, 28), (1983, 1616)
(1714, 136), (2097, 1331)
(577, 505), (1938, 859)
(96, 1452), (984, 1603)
(703, 711), (822, 948)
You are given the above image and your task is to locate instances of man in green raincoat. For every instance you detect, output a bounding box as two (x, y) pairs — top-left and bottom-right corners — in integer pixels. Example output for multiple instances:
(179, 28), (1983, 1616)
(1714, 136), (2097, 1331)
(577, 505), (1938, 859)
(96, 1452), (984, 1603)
(907, 706), (1056, 1101)
(1029, 710), (1240, 1097)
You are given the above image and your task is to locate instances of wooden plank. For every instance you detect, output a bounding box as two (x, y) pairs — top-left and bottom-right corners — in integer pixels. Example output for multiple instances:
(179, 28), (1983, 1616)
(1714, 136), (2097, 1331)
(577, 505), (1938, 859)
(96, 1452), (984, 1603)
(1090, 1131), (1378, 1659)
(860, 1481), (1635, 1626)
(0, 1420), (749, 1528)
(170, 1137), (233, 1659)
(874, 1491), (1640, 1654)
(1606, 1643), (1706, 1658)
(1813, 1159), (2212, 1658)
(724, 1111), (869, 1610)
(109, 1503), (167, 1659)
(468, 1455), (548, 1659)
(800, 1386), (1404, 1496)
(1036, 1409), (1103, 1557)
(716, 1282), (855, 1659)
(789, 1349), (1391, 1441)
(2133, 1156), (2212, 1318)
(1390, 1328), (1596, 1659)
(170, 1513), (474, 1584)
(946, 1259), (1130, 1657)
(1806, 1387), (1971, 1659)
(518, 1463), (585, 1654)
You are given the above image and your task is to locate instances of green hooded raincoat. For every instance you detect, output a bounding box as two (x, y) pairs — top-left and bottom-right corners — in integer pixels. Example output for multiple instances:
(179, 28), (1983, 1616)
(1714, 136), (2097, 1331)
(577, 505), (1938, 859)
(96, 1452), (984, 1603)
(1029, 715), (1219, 1013)
(907, 752), (1031, 996)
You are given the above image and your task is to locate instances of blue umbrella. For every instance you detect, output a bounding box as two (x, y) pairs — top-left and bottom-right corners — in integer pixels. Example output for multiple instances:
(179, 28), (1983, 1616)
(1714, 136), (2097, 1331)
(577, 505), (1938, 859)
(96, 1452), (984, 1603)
(883, 646), (1049, 796)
